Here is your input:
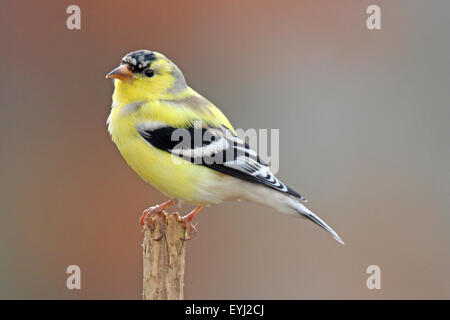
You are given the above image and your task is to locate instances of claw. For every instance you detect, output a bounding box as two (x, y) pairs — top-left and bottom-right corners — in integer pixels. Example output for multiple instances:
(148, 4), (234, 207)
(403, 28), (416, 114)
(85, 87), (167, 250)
(180, 221), (198, 241)
(139, 199), (178, 241)
(153, 217), (166, 241)
(180, 205), (204, 241)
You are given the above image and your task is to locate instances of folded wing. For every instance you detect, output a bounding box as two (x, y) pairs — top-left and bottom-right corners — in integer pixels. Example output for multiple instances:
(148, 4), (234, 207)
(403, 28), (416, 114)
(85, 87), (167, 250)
(137, 121), (305, 201)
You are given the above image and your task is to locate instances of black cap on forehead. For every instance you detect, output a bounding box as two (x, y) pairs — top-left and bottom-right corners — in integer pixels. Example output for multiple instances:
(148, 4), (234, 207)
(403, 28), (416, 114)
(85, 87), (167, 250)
(121, 50), (157, 71)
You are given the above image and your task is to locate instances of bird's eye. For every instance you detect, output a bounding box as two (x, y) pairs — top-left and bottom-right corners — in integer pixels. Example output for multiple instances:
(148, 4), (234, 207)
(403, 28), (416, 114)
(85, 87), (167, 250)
(144, 69), (154, 78)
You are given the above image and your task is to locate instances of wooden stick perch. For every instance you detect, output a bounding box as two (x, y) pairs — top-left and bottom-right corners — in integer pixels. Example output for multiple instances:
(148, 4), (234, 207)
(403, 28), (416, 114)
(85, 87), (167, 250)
(142, 211), (186, 300)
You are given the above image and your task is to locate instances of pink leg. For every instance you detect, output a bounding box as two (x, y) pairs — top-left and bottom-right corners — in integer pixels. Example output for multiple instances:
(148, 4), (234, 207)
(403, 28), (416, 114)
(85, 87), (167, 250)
(180, 205), (204, 241)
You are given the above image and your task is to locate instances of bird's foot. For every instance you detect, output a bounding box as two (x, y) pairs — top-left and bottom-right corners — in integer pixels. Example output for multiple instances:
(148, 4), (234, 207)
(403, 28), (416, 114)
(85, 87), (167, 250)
(180, 205), (204, 241)
(140, 199), (178, 241)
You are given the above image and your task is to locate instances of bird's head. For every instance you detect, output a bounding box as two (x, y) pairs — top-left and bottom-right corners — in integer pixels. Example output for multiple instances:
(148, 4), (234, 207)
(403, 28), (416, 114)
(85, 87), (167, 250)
(106, 50), (186, 100)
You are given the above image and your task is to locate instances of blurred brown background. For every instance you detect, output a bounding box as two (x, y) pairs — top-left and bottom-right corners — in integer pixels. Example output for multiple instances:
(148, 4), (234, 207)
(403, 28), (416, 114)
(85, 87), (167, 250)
(0, 0), (449, 299)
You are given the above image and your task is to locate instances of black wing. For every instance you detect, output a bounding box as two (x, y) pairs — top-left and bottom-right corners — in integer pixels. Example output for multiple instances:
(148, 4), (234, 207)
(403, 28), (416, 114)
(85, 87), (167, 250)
(137, 121), (305, 200)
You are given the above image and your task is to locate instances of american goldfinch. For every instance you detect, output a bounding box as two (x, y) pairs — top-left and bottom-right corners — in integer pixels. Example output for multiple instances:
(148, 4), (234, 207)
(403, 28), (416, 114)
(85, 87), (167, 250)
(106, 50), (344, 244)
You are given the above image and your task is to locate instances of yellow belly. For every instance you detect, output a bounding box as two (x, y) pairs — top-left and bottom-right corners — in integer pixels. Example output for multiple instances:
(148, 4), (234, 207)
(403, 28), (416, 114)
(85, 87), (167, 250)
(122, 138), (207, 200)
(108, 113), (221, 203)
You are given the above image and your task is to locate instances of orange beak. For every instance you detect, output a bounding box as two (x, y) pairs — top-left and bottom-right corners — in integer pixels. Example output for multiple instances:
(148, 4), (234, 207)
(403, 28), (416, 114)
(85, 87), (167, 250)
(106, 64), (133, 83)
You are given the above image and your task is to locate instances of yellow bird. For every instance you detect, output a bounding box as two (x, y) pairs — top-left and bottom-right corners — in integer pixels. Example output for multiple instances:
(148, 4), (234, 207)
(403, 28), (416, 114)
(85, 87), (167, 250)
(106, 50), (343, 243)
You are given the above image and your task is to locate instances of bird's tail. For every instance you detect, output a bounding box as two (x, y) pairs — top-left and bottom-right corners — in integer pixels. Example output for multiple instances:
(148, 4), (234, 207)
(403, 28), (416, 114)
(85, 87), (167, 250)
(287, 198), (345, 245)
